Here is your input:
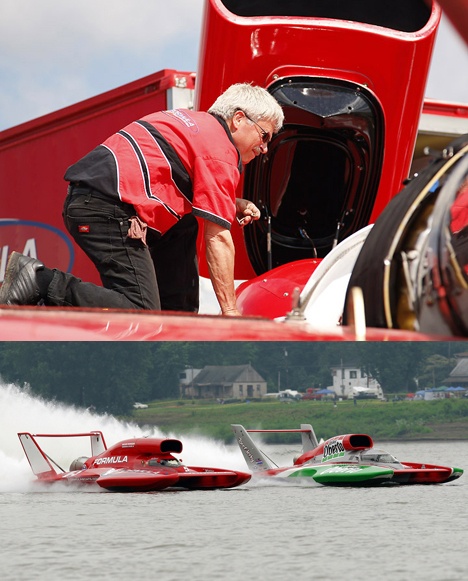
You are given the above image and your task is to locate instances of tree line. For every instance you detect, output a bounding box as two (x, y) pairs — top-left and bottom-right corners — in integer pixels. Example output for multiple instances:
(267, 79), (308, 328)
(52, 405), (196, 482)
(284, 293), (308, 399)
(0, 342), (465, 415)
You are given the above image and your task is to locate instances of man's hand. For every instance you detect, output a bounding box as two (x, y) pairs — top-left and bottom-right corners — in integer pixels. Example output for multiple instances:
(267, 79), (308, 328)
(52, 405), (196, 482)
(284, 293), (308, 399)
(236, 198), (261, 227)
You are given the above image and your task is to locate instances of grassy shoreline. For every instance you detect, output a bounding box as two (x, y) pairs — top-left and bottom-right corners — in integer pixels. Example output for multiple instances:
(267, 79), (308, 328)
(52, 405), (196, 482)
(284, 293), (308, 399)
(130, 397), (468, 443)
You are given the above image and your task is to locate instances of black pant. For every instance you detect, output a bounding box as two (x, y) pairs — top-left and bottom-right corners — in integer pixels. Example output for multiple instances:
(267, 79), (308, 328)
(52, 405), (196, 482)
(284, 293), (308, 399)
(45, 186), (199, 311)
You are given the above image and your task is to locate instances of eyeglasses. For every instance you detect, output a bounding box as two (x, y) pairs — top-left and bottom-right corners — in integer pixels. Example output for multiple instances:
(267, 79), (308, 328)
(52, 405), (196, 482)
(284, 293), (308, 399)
(243, 112), (271, 144)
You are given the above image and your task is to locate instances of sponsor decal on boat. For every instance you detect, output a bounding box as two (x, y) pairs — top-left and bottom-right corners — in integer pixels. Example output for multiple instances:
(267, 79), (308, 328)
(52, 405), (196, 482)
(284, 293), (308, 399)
(320, 465), (362, 474)
(94, 456), (128, 465)
(322, 438), (345, 462)
(236, 435), (260, 466)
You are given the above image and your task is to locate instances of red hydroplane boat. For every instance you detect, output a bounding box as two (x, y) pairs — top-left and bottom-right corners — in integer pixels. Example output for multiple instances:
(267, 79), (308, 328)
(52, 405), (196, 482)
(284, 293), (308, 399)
(18, 431), (251, 492)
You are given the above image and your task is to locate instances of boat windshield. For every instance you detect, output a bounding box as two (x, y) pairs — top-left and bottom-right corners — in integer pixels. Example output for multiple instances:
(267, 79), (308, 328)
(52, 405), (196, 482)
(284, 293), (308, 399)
(360, 449), (401, 465)
(148, 458), (180, 467)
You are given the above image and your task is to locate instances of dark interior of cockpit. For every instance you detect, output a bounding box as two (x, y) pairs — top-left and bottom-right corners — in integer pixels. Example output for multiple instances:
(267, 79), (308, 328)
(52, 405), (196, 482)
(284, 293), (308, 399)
(221, 0), (431, 33)
(243, 78), (384, 274)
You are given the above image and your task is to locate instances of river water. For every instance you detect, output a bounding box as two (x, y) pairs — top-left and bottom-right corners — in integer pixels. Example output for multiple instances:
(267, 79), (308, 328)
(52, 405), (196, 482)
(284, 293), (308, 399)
(1, 383), (467, 581)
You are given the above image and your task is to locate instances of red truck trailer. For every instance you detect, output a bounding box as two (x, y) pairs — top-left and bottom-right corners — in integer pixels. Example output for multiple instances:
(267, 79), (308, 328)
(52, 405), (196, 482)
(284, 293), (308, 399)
(0, 69), (195, 286)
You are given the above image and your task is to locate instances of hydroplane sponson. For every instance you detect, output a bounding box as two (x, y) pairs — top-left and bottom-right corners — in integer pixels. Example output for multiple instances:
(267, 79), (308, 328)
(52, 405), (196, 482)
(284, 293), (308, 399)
(232, 424), (463, 486)
(18, 431), (250, 492)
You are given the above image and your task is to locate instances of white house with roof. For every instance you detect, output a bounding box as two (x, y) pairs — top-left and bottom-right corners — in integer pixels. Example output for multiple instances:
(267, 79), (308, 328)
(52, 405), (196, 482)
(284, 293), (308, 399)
(328, 362), (384, 399)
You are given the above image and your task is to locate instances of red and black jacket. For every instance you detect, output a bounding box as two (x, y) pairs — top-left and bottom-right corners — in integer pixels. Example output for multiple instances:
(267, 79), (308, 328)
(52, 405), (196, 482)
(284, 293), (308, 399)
(65, 110), (242, 234)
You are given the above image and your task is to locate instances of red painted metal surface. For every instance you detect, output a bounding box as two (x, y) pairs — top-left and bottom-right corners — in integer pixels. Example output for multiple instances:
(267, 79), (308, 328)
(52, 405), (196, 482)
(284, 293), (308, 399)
(195, 0), (441, 280)
(393, 464), (456, 484)
(0, 305), (456, 341)
(236, 259), (320, 318)
(422, 100), (468, 119)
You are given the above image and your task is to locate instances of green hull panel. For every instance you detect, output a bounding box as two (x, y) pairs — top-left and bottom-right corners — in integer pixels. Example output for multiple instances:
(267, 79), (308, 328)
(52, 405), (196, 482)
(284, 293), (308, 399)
(289, 464), (394, 485)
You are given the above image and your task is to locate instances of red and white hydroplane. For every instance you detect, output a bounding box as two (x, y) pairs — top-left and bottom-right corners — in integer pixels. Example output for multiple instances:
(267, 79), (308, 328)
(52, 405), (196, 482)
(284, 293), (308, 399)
(18, 431), (251, 492)
(232, 424), (464, 486)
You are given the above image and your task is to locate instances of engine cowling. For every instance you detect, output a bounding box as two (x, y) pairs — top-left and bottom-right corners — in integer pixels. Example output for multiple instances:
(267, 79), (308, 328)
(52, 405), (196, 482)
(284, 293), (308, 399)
(295, 434), (374, 465)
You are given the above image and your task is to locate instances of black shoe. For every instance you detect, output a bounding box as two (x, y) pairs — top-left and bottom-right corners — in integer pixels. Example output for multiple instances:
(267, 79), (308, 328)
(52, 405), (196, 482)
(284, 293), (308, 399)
(0, 252), (45, 305)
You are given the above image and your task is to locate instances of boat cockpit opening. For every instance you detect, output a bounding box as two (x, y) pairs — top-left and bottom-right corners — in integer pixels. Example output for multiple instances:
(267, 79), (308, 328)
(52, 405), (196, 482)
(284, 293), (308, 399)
(148, 458), (181, 467)
(360, 450), (402, 465)
(220, 0), (431, 33)
(243, 78), (384, 274)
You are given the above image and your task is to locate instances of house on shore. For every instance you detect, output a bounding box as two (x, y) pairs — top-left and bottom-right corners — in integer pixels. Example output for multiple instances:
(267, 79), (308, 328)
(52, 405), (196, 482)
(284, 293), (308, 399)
(444, 352), (468, 389)
(328, 362), (384, 399)
(180, 364), (267, 400)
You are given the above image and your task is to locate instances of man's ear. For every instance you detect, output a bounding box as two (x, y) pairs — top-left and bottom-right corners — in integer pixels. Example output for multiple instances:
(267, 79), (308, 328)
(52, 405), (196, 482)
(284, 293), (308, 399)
(232, 109), (244, 130)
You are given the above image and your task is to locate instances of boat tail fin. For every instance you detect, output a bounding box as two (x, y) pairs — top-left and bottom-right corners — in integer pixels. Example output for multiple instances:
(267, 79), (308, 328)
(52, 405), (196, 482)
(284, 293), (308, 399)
(90, 431), (107, 456)
(18, 433), (58, 479)
(300, 424), (319, 451)
(231, 424), (275, 472)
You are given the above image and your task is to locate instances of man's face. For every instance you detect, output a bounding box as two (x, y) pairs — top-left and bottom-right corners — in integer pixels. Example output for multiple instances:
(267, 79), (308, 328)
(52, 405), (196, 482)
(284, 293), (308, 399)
(231, 111), (275, 165)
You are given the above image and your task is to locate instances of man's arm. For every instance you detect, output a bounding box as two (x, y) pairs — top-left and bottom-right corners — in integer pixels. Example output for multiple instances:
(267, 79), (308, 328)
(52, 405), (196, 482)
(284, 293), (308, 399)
(204, 220), (241, 316)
